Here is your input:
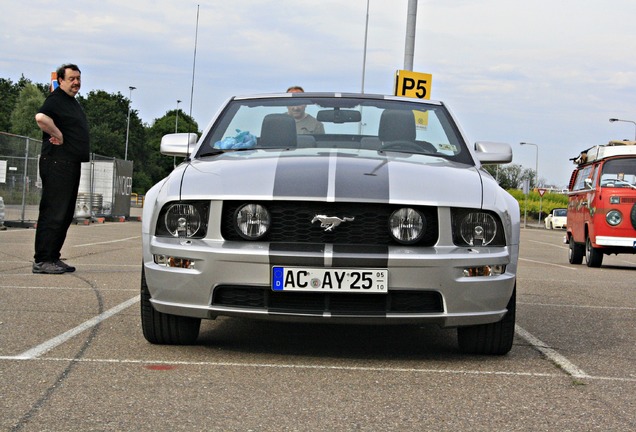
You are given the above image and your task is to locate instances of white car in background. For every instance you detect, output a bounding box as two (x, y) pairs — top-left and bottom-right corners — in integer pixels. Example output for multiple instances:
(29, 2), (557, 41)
(545, 208), (567, 229)
(141, 92), (520, 355)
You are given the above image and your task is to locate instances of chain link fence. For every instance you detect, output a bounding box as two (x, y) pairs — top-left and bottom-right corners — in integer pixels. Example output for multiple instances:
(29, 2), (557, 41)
(0, 132), (41, 225)
(0, 132), (133, 226)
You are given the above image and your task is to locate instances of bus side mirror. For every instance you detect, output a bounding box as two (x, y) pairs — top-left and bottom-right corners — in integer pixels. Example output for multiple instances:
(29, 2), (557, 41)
(584, 178), (593, 189)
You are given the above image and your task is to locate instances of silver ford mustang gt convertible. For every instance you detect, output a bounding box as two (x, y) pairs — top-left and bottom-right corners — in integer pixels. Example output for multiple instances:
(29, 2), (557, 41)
(141, 92), (519, 355)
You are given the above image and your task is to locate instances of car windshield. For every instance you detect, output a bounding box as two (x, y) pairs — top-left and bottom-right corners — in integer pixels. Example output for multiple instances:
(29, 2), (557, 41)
(600, 158), (636, 188)
(554, 209), (567, 217)
(197, 96), (472, 164)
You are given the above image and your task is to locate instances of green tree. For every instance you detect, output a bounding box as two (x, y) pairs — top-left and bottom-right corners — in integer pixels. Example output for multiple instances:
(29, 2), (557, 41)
(10, 83), (45, 139)
(1, 74), (205, 194)
(144, 109), (199, 188)
(79, 90), (141, 159)
(483, 164), (533, 189)
(0, 78), (20, 132)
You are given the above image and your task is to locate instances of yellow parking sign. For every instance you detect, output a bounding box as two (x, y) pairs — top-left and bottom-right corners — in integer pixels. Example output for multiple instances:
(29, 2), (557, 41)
(394, 70), (432, 100)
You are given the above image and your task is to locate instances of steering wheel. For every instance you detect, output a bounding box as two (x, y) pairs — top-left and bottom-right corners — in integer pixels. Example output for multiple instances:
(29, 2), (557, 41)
(381, 141), (429, 153)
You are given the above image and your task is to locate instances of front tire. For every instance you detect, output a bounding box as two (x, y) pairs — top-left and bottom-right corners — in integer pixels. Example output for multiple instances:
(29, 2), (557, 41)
(585, 237), (603, 268)
(457, 288), (516, 355)
(141, 267), (201, 345)
(568, 238), (584, 264)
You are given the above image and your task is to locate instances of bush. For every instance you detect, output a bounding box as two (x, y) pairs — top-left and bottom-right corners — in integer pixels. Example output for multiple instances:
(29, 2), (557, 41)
(508, 189), (567, 220)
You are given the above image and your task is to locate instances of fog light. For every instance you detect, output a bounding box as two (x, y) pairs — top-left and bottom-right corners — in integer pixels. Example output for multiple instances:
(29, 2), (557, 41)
(463, 264), (505, 277)
(154, 254), (195, 269)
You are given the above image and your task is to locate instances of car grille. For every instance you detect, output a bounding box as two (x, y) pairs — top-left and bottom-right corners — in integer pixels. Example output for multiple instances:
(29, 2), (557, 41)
(221, 201), (438, 246)
(212, 285), (444, 315)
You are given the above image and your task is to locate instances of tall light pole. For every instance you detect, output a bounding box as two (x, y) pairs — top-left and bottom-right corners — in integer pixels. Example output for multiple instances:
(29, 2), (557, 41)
(609, 118), (636, 140)
(124, 86), (136, 160)
(175, 99), (182, 132)
(520, 142), (541, 225)
(404, 0), (418, 71)
(520, 142), (539, 188)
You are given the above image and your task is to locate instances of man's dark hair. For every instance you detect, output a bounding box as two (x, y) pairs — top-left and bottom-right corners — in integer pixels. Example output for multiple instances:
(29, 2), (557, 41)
(56, 63), (81, 82)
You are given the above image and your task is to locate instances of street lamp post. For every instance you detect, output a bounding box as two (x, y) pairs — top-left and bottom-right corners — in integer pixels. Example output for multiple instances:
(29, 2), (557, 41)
(520, 142), (539, 188)
(609, 118), (636, 141)
(124, 86), (136, 161)
(520, 142), (541, 225)
(175, 99), (182, 133)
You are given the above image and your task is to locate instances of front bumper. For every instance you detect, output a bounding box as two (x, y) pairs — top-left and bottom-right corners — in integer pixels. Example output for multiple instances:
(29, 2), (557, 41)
(143, 233), (518, 328)
(595, 236), (636, 247)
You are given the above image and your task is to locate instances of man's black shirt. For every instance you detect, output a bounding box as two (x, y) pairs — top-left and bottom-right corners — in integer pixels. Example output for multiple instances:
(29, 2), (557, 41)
(38, 87), (90, 162)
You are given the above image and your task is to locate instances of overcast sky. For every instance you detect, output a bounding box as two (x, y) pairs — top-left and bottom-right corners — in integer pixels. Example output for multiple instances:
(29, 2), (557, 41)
(2, 0), (635, 187)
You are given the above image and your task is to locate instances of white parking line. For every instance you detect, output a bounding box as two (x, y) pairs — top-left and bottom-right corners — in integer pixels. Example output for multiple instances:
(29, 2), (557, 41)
(520, 301), (636, 312)
(3, 295), (139, 360)
(73, 236), (140, 247)
(519, 257), (577, 270)
(0, 296), (617, 383)
(525, 239), (567, 249)
(4, 356), (632, 382)
(515, 324), (590, 379)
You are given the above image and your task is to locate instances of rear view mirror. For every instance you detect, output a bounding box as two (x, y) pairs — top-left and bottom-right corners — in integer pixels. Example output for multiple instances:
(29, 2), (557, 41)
(316, 109), (361, 124)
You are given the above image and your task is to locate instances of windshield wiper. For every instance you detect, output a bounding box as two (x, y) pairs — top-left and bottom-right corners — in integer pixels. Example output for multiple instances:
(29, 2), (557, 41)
(198, 147), (259, 158)
(198, 149), (225, 157)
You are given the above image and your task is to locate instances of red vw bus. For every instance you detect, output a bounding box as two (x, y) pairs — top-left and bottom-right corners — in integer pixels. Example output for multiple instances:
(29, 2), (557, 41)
(567, 141), (636, 267)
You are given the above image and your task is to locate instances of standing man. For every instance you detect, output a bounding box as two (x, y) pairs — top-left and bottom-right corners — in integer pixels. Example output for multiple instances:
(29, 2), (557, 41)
(33, 64), (90, 274)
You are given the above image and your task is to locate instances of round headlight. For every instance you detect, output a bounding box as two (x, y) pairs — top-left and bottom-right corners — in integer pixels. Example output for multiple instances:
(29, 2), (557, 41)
(606, 209), (622, 226)
(389, 208), (426, 244)
(235, 204), (271, 240)
(460, 212), (497, 246)
(165, 203), (202, 237)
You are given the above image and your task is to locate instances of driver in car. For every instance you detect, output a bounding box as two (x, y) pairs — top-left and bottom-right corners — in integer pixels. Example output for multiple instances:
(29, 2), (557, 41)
(286, 86), (325, 134)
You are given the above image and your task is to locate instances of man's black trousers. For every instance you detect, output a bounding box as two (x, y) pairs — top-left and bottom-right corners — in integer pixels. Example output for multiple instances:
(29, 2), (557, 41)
(34, 157), (81, 263)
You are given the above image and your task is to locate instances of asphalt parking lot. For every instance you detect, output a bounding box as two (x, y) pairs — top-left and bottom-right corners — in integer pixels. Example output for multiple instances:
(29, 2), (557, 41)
(1, 221), (635, 431)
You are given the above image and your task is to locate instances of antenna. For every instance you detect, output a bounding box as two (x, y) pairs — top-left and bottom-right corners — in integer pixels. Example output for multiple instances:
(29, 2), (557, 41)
(186, 5), (200, 159)
(189, 5), (199, 120)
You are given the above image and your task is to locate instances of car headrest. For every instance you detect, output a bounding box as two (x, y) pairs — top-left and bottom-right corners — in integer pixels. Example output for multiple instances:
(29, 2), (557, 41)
(259, 114), (298, 148)
(379, 109), (416, 142)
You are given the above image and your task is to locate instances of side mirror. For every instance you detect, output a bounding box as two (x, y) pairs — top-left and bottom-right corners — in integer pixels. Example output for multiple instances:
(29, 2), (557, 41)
(474, 141), (513, 164)
(584, 178), (593, 189)
(160, 133), (198, 157)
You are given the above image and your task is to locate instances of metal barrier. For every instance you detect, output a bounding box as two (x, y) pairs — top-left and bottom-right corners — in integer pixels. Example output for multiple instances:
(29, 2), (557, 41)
(0, 132), (41, 225)
(0, 132), (133, 226)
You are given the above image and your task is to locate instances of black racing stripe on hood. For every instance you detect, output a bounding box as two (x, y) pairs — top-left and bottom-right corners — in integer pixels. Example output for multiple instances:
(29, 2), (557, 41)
(273, 155), (329, 198)
(335, 154), (390, 201)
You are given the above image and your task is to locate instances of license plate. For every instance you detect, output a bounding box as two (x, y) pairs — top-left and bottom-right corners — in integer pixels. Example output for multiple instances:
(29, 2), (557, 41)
(272, 267), (388, 293)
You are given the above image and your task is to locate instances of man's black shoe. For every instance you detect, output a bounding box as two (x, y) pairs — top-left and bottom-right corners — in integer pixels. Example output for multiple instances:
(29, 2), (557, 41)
(55, 260), (76, 273)
(32, 261), (66, 274)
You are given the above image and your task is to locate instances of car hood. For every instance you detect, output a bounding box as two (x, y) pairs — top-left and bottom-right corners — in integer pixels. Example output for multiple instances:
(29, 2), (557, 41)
(169, 148), (488, 207)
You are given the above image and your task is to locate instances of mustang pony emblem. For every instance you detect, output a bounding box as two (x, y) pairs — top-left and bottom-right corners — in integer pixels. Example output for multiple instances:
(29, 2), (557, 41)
(311, 215), (355, 232)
